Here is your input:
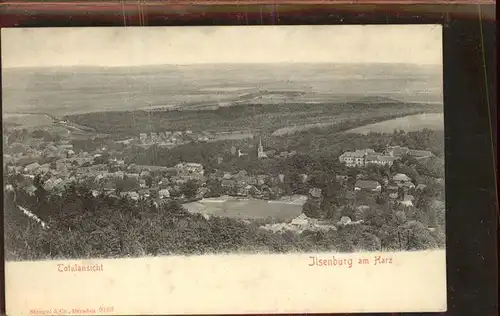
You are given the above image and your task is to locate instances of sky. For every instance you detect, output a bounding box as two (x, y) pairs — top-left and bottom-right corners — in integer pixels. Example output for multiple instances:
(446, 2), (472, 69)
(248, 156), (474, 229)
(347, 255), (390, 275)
(1, 25), (442, 68)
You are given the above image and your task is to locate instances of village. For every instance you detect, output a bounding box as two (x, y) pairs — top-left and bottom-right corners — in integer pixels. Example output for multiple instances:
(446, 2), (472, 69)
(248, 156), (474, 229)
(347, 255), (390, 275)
(3, 127), (444, 235)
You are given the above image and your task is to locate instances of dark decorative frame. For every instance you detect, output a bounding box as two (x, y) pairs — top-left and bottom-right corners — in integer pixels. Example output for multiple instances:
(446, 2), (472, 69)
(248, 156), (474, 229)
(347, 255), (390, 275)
(0, 2), (496, 315)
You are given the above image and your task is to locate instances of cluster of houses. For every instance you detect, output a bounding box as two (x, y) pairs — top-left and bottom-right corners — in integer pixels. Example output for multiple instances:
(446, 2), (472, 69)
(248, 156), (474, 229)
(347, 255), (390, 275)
(5, 128), (441, 234)
(227, 138), (297, 160)
(5, 133), (307, 204)
(5, 139), (92, 194)
(260, 188), (364, 234)
(339, 145), (434, 168)
(212, 170), (282, 198)
(4, 134), (210, 203)
(260, 167), (432, 234)
(337, 146), (436, 208)
(6, 137), (431, 211)
(353, 173), (427, 207)
(261, 213), (338, 233)
(138, 130), (198, 146)
(135, 130), (245, 146)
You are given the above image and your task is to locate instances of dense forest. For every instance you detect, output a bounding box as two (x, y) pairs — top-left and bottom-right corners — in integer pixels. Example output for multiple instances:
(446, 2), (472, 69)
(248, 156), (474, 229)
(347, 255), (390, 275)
(4, 181), (445, 261)
(63, 101), (442, 135)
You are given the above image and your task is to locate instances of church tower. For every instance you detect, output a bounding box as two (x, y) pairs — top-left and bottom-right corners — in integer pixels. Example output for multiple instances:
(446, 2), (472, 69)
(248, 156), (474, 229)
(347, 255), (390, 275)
(258, 137), (267, 159)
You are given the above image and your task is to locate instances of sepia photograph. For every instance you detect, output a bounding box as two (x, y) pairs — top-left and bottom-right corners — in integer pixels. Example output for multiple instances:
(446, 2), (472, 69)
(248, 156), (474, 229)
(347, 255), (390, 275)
(3, 25), (446, 314)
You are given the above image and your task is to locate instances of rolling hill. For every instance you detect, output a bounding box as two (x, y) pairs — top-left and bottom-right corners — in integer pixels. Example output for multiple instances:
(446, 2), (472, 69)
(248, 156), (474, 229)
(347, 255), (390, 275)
(63, 98), (443, 137)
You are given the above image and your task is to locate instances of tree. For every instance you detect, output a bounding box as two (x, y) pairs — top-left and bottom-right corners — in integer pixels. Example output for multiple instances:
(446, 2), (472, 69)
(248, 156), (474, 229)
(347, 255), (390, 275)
(93, 155), (109, 165)
(334, 227), (355, 252)
(33, 175), (47, 204)
(416, 195), (431, 211)
(416, 157), (445, 179)
(145, 176), (153, 188)
(7, 172), (23, 189)
(286, 172), (303, 194)
(376, 195), (388, 206)
(352, 207), (365, 221)
(355, 232), (381, 251)
(341, 205), (356, 220)
(400, 154), (419, 166)
(323, 180), (341, 199)
(321, 199), (339, 220)
(31, 129), (45, 139)
(206, 179), (223, 197)
(362, 206), (390, 227)
(398, 221), (438, 250)
(394, 211), (407, 225)
(116, 175), (138, 192)
(181, 180), (199, 199)
(303, 200), (320, 218)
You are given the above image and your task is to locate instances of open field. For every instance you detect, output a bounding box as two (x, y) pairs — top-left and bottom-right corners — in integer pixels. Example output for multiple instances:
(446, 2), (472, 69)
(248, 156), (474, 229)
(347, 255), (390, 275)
(343, 113), (444, 134)
(211, 132), (254, 141)
(2, 113), (55, 127)
(183, 196), (306, 221)
(2, 112), (97, 140)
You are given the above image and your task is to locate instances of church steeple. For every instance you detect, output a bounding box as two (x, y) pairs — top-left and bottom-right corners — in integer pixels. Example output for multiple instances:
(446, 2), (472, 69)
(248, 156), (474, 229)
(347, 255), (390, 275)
(258, 137), (267, 159)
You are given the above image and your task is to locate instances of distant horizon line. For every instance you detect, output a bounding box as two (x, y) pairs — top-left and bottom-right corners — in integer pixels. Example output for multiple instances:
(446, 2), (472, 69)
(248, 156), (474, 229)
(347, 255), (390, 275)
(3, 61), (441, 70)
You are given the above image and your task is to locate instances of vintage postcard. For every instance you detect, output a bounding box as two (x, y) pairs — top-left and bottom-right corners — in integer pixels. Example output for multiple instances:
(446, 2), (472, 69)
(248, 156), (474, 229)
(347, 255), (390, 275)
(3, 25), (446, 315)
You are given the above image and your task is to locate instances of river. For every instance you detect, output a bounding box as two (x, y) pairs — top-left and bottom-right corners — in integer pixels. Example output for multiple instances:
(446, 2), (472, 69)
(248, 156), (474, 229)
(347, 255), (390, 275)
(343, 113), (444, 134)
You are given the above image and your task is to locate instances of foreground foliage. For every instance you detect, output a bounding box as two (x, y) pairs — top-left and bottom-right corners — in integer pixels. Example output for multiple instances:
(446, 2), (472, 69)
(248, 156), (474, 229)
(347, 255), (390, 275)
(4, 183), (445, 261)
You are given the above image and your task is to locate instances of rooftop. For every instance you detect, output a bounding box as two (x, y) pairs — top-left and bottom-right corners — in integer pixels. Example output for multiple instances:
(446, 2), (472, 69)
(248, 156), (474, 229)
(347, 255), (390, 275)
(365, 154), (398, 162)
(408, 149), (434, 157)
(354, 180), (381, 189)
(393, 173), (411, 181)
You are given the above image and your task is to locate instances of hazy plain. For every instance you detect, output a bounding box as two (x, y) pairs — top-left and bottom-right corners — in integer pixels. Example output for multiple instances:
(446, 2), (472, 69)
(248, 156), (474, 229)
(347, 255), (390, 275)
(2, 63), (443, 116)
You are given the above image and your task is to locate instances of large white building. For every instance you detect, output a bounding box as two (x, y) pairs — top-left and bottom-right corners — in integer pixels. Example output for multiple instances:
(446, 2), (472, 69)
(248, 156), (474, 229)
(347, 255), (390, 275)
(339, 149), (397, 168)
(339, 149), (375, 167)
(365, 154), (398, 167)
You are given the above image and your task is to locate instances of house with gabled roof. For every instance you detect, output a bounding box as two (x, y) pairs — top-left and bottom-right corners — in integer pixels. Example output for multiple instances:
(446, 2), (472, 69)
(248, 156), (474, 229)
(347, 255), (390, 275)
(354, 180), (382, 192)
(120, 191), (140, 201)
(393, 173), (410, 181)
(24, 184), (37, 196)
(291, 213), (310, 227)
(221, 179), (237, 188)
(408, 149), (434, 160)
(384, 145), (409, 157)
(393, 173), (412, 185)
(43, 178), (57, 191)
(399, 194), (415, 207)
(309, 188), (322, 199)
(401, 182), (415, 192)
(158, 189), (170, 199)
(389, 192), (399, 199)
(24, 162), (41, 173)
(416, 184), (427, 191)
